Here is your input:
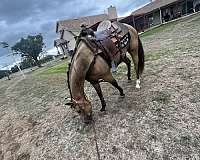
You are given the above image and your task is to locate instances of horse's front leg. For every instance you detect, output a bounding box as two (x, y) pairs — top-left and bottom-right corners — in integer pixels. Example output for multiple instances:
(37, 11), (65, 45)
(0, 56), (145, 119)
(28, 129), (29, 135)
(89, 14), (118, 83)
(91, 82), (106, 111)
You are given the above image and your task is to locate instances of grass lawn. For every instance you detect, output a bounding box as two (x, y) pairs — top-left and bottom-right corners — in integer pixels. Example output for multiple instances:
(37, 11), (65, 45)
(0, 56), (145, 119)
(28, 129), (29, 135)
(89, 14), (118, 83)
(44, 63), (68, 74)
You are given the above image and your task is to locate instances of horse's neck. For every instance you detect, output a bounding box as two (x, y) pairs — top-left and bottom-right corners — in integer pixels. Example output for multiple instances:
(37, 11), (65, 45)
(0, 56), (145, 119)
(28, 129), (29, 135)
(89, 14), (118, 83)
(69, 42), (94, 101)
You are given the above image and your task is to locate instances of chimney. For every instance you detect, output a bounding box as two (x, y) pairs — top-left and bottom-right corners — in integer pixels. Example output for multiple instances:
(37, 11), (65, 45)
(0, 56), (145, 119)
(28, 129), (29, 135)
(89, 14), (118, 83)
(107, 6), (117, 19)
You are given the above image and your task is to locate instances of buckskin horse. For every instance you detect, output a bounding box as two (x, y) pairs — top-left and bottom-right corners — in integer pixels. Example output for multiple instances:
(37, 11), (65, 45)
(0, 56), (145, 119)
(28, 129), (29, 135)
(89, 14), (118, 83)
(67, 22), (144, 123)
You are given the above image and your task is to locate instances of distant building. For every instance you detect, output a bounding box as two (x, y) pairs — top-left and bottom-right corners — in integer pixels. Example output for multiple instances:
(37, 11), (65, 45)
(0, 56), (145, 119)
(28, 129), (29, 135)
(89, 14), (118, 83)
(55, 0), (200, 55)
(55, 6), (118, 53)
(120, 0), (200, 32)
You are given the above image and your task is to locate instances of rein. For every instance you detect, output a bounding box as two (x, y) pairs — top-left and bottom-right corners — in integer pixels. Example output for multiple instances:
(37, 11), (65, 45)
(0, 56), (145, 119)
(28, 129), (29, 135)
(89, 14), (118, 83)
(91, 120), (101, 160)
(66, 39), (101, 160)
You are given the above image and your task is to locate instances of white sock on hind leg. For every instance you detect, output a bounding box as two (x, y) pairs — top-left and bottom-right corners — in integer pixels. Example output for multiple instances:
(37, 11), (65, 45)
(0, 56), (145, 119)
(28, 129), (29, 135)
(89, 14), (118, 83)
(136, 79), (141, 89)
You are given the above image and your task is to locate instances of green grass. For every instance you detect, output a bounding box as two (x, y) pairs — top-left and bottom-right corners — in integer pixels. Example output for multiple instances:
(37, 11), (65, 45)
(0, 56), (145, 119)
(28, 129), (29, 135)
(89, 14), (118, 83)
(145, 51), (164, 61)
(145, 47), (178, 62)
(145, 49), (171, 61)
(44, 63), (68, 74)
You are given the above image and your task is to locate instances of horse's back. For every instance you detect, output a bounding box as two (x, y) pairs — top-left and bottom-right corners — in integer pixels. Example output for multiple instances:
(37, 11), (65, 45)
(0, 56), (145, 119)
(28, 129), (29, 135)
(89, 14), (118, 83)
(123, 23), (138, 35)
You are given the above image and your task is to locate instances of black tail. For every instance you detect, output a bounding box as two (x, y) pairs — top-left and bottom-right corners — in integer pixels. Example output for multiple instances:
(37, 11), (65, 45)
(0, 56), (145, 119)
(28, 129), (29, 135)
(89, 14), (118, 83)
(138, 36), (144, 75)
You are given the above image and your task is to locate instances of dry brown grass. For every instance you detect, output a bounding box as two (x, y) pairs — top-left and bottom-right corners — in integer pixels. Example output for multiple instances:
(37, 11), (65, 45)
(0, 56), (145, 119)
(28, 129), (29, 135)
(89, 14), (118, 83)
(0, 13), (200, 160)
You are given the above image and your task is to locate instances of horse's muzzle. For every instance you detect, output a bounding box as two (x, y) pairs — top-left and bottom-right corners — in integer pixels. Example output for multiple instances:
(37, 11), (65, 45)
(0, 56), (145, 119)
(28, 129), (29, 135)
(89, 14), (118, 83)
(82, 114), (93, 124)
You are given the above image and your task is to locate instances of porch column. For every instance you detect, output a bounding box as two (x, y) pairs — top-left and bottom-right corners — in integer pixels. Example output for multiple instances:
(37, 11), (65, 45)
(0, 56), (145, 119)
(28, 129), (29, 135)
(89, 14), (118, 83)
(59, 44), (65, 55)
(132, 16), (136, 28)
(159, 8), (162, 24)
(56, 46), (60, 55)
(186, 0), (188, 14)
(193, 0), (195, 12)
(143, 15), (145, 31)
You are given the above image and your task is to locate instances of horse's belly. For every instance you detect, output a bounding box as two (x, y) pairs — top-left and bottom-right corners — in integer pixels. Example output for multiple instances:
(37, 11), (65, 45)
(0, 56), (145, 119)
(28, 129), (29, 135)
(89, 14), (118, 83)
(87, 56), (110, 81)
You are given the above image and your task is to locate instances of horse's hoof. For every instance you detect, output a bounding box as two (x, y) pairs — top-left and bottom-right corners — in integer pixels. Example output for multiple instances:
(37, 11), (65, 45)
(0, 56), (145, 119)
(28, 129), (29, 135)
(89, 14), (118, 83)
(83, 120), (92, 124)
(136, 85), (141, 89)
(120, 94), (125, 98)
(83, 115), (93, 124)
(100, 108), (106, 112)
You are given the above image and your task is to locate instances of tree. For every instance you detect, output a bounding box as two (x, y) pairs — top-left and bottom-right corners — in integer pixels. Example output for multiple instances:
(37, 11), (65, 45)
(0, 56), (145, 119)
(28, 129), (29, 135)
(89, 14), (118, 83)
(20, 57), (35, 70)
(11, 34), (44, 67)
(0, 70), (10, 80)
(11, 65), (19, 73)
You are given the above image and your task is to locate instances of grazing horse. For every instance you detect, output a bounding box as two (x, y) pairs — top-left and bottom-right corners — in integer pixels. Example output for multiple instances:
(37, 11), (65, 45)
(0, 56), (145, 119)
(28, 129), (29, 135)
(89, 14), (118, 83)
(67, 24), (144, 123)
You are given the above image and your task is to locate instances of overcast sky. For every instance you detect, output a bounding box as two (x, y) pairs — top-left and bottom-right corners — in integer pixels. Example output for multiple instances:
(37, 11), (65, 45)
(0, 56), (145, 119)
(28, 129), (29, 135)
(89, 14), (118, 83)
(0, 0), (150, 68)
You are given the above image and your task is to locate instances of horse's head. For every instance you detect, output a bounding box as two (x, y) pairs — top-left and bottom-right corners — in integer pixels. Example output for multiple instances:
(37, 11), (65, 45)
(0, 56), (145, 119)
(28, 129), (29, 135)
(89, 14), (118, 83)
(80, 101), (93, 123)
(67, 99), (93, 123)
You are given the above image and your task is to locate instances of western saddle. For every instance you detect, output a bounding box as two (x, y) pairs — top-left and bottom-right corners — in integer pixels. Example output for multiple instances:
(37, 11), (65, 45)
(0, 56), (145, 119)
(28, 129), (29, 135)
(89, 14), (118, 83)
(82, 20), (130, 66)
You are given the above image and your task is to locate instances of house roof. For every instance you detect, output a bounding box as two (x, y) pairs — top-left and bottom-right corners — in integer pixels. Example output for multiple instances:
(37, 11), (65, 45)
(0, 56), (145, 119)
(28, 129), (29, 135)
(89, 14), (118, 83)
(131, 0), (180, 16)
(56, 14), (109, 33)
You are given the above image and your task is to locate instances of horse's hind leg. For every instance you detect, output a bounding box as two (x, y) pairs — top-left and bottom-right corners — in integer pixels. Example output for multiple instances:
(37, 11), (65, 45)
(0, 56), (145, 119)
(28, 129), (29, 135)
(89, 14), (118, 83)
(103, 73), (125, 97)
(91, 82), (106, 111)
(110, 80), (125, 97)
(129, 49), (141, 89)
(121, 54), (131, 80)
